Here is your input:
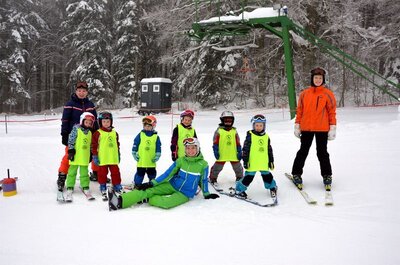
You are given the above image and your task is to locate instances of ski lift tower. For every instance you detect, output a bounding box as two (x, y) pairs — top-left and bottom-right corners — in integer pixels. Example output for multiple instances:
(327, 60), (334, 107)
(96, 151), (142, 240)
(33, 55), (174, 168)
(189, 2), (400, 118)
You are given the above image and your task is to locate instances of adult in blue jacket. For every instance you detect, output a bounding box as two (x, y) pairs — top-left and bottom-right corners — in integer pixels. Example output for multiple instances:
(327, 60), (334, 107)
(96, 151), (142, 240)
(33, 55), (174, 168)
(57, 81), (98, 192)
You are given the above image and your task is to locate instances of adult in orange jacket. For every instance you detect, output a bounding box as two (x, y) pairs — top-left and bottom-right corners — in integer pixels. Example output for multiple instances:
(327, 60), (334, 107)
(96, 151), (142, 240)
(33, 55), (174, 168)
(291, 67), (337, 191)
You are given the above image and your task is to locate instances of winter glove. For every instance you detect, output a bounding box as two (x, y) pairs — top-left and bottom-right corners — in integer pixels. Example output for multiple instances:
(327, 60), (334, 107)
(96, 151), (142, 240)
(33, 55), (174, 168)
(152, 152), (161, 163)
(204, 193), (220, 199)
(243, 161), (249, 169)
(294, 123), (301, 139)
(269, 161), (275, 171)
(62, 133), (69, 146)
(68, 149), (76, 161)
(237, 146), (242, 161)
(212, 144), (220, 160)
(328, 125), (336, 140)
(132, 151), (139, 161)
(137, 182), (153, 191)
(93, 155), (100, 166)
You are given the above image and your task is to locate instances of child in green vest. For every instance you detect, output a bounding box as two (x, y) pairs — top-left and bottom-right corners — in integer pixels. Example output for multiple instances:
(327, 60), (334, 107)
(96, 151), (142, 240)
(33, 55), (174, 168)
(170, 109), (197, 161)
(91, 112), (122, 198)
(132, 115), (161, 188)
(65, 112), (95, 201)
(209, 111), (243, 186)
(108, 137), (219, 211)
(235, 114), (277, 199)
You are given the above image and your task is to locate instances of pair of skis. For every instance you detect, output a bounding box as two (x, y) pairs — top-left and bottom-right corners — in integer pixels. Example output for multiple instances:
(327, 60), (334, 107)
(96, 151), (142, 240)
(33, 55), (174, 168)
(57, 188), (95, 203)
(284, 173), (334, 206)
(210, 182), (278, 207)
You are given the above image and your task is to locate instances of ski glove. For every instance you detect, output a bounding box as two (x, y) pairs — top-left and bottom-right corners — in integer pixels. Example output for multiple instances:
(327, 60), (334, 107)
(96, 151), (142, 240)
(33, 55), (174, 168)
(269, 161), (275, 171)
(132, 151), (139, 161)
(212, 145), (220, 160)
(204, 193), (220, 199)
(93, 155), (100, 166)
(237, 146), (242, 161)
(152, 152), (161, 163)
(328, 125), (336, 140)
(62, 133), (69, 146)
(68, 149), (76, 161)
(294, 123), (301, 139)
(137, 182), (153, 191)
(243, 161), (249, 169)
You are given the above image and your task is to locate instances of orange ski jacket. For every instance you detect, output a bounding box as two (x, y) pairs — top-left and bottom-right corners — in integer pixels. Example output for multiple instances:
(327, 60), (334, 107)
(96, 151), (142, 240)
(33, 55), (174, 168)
(295, 86), (337, 132)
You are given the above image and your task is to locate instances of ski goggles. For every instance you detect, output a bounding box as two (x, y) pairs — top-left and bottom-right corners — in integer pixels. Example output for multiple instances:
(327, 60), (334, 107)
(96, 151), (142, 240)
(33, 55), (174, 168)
(183, 137), (199, 146)
(252, 115), (266, 123)
(99, 112), (112, 119)
(76, 81), (88, 89)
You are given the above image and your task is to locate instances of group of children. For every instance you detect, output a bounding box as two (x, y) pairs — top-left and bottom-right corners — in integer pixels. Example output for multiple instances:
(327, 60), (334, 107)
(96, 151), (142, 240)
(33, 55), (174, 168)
(65, 107), (277, 206)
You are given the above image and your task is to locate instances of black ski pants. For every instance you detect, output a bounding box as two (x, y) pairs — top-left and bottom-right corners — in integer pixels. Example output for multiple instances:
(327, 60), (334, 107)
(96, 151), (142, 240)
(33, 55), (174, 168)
(291, 131), (332, 176)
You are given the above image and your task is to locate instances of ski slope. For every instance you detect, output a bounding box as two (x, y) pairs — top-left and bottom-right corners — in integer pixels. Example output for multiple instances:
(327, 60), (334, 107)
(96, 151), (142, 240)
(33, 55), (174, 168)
(0, 106), (399, 265)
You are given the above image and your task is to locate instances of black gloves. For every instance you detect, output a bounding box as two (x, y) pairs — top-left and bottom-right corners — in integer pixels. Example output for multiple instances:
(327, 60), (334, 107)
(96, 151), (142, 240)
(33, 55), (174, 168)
(137, 182), (153, 191)
(62, 133), (68, 146)
(269, 161), (275, 170)
(243, 161), (249, 169)
(204, 193), (219, 199)
(68, 149), (76, 161)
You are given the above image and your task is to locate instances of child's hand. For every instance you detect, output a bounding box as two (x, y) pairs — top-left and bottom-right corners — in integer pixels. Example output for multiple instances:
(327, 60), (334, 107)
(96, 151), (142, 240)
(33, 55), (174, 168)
(243, 161), (249, 169)
(68, 149), (75, 161)
(132, 151), (139, 161)
(269, 161), (275, 170)
(152, 152), (161, 162)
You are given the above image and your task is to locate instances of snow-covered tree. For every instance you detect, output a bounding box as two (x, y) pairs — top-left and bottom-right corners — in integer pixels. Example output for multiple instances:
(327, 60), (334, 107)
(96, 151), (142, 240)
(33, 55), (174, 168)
(61, 0), (112, 106)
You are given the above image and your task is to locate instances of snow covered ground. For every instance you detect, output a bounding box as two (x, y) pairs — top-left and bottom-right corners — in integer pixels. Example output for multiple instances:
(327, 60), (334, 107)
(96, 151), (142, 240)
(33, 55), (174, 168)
(1, 105), (400, 265)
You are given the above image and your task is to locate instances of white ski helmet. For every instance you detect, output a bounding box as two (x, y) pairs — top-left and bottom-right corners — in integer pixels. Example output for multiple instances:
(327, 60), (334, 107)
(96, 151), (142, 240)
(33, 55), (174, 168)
(183, 137), (200, 156)
(80, 112), (95, 128)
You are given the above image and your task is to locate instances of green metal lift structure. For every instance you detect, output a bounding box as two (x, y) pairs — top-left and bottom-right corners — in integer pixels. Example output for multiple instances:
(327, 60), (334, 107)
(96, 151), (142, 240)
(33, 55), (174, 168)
(189, 2), (400, 119)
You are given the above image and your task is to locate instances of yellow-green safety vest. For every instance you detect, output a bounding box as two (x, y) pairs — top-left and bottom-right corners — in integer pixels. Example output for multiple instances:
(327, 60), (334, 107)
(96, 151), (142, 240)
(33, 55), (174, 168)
(247, 131), (270, 171)
(217, 128), (239, 162)
(177, 124), (195, 158)
(70, 128), (92, 166)
(138, 132), (158, 167)
(98, 129), (119, 166)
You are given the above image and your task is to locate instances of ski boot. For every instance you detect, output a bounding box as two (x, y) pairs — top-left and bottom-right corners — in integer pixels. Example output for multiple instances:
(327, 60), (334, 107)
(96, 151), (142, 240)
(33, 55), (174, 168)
(270, 187), (278, 198)
(57, 172), (67, 191)
(292, 174), (303, 190)
(323, 175), (332, 191)
(89, 171), (98, 181)
(235, 190), (248, 199)
(108, 188), (122, 211)
(65, 188), (73, 202)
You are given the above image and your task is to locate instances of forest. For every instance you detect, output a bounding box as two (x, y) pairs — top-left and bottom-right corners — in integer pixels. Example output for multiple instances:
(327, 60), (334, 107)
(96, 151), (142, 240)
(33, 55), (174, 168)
(0, 0), (399, 113)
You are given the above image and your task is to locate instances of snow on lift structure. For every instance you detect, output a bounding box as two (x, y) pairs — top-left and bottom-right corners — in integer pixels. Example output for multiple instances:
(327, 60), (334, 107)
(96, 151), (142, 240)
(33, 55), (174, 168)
(189, 2), (400, 119)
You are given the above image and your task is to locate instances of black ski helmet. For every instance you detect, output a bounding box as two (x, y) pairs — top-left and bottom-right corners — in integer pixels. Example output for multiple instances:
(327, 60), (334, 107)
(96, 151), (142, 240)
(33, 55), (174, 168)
(98, 111), (113, 127)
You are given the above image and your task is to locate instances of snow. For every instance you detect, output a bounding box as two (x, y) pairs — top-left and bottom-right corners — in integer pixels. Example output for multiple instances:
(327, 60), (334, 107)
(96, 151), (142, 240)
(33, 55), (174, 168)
(141, 78), (172, 84)
(11, 29), (22, 43)
(1, 106), (400, 265)
(199, 7), (280, 24)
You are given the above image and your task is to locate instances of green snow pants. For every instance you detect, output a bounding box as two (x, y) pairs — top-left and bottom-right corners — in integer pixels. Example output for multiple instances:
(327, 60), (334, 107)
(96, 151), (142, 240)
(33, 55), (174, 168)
(66, 165), (90, 189)
(121, 182), (189, 209)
